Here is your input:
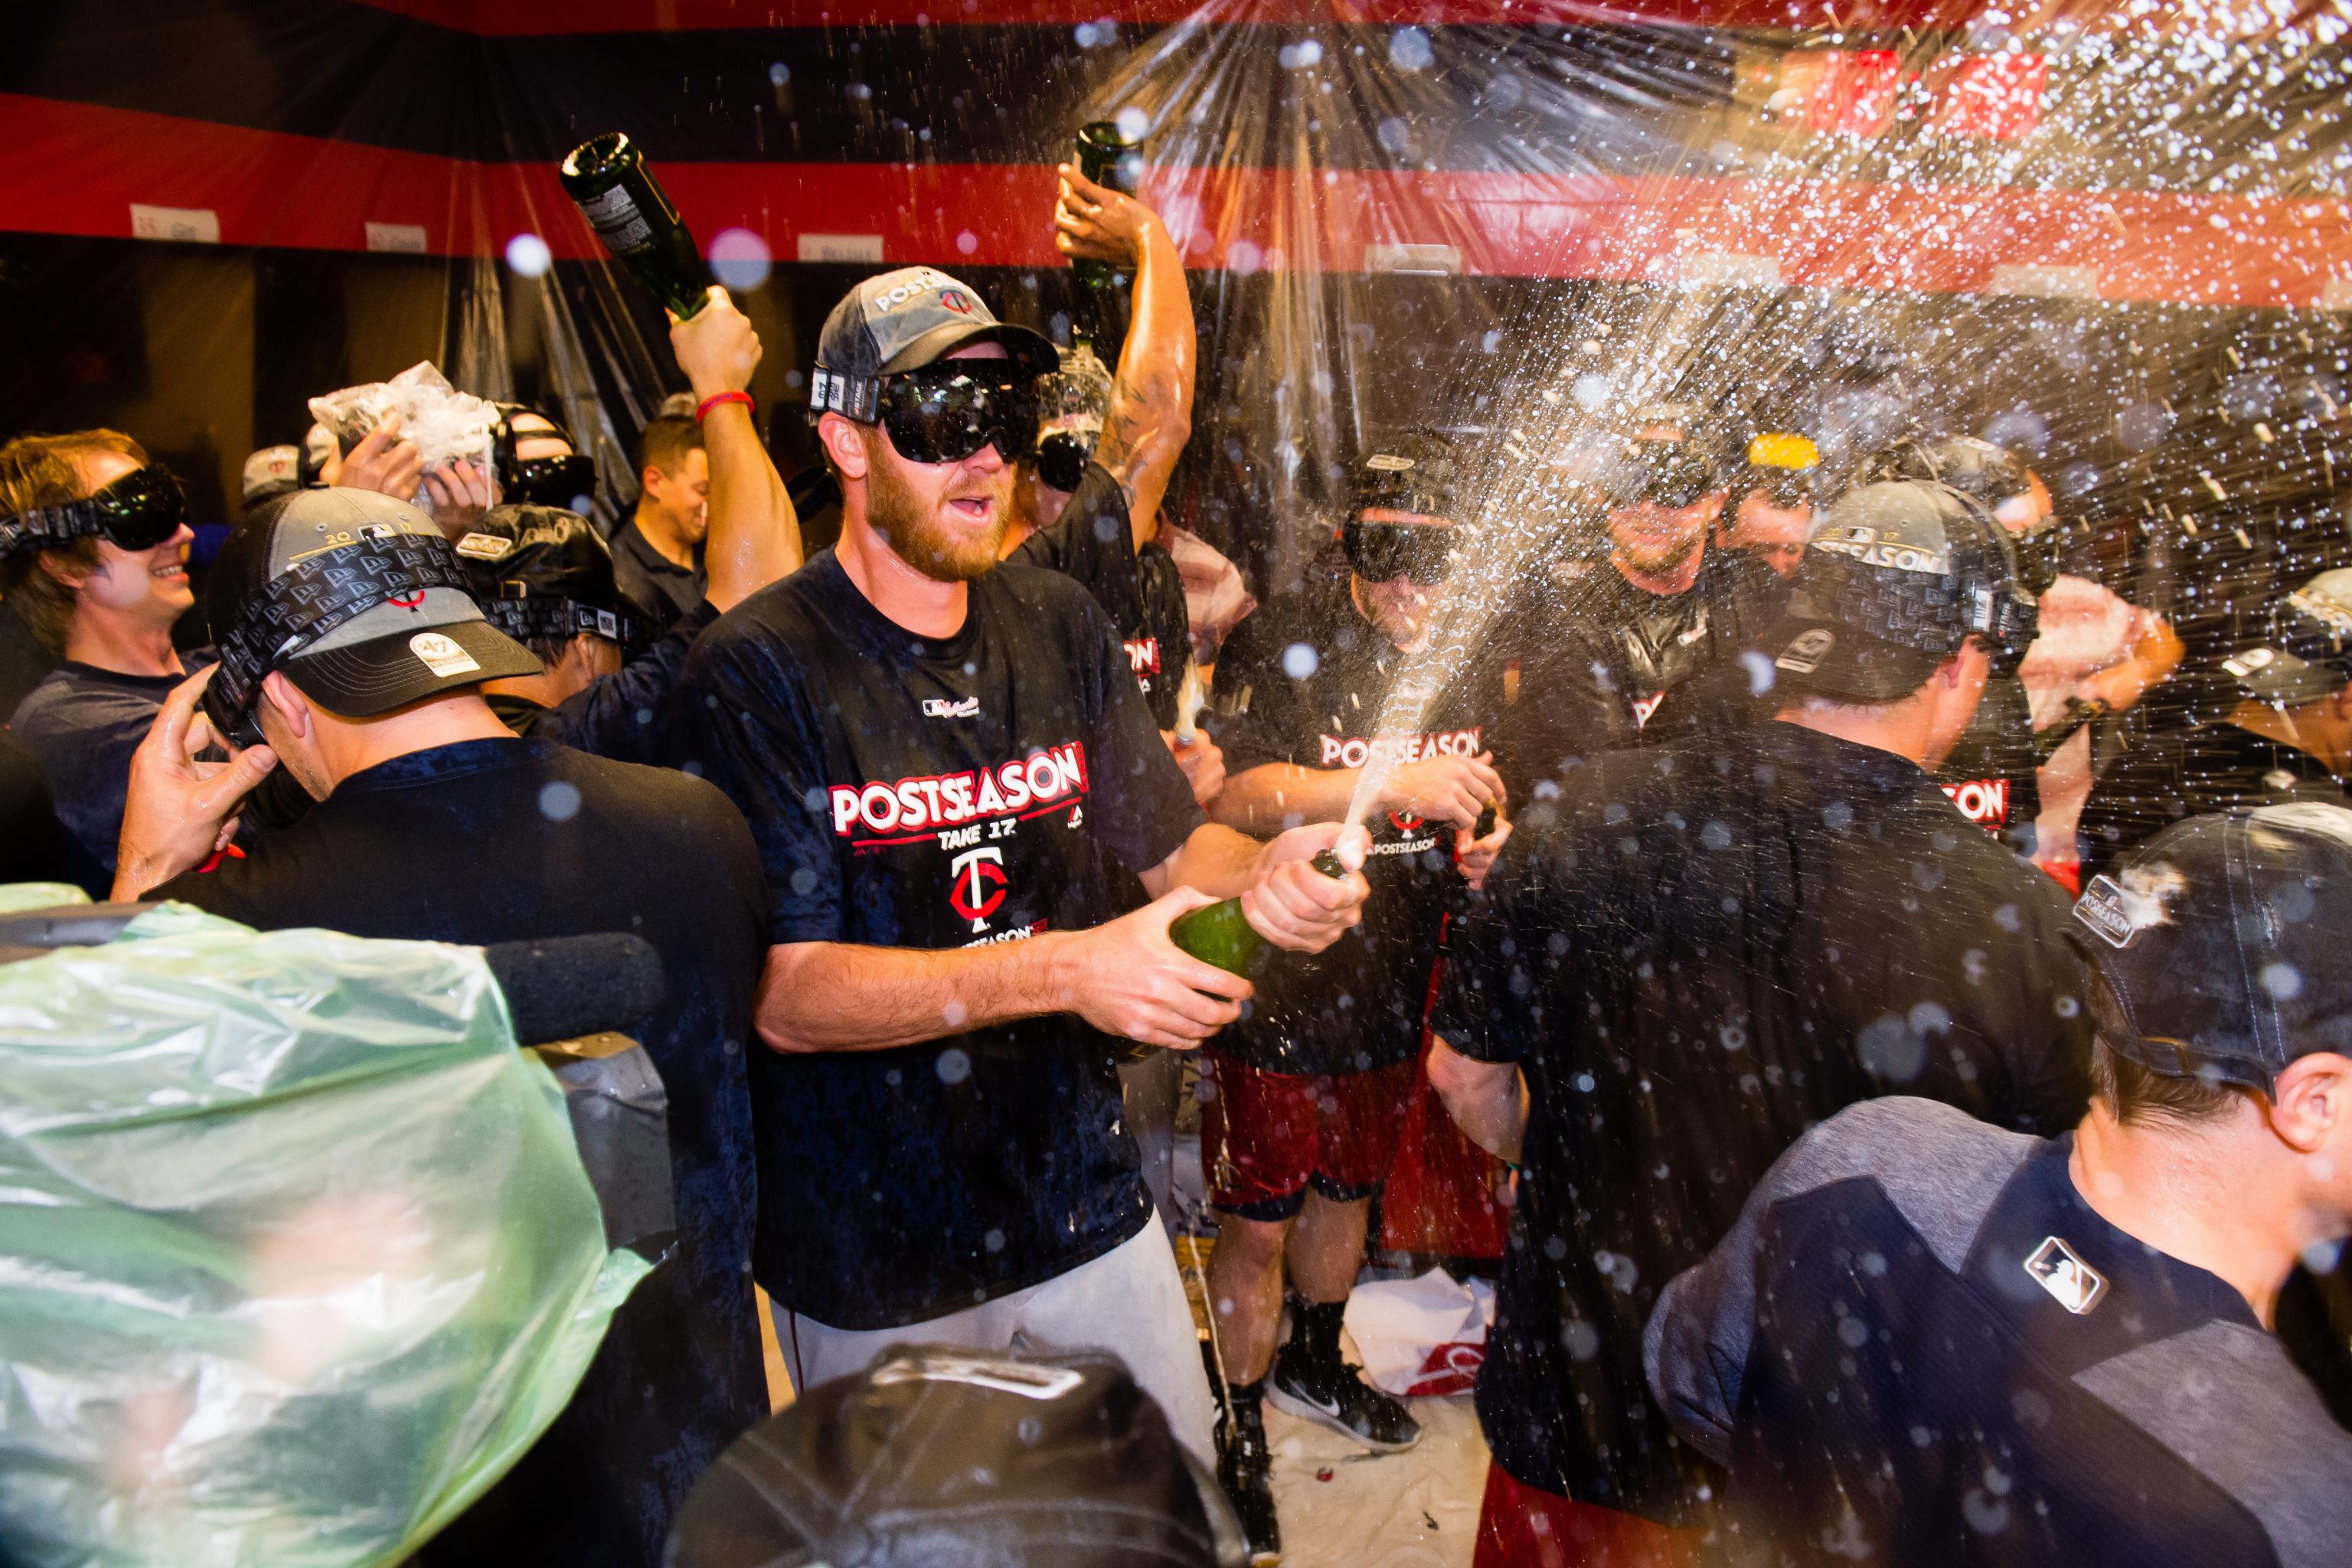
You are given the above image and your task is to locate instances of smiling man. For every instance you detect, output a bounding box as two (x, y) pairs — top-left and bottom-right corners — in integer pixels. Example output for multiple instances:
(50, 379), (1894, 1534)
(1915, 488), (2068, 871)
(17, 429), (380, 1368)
(1, 430), (204, 869)
(664, 268), (1370, 1465)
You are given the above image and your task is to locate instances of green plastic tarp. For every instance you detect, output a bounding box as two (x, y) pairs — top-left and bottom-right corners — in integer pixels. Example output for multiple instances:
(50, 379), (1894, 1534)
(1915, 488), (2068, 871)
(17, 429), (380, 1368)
(0, 896), (649, 1567)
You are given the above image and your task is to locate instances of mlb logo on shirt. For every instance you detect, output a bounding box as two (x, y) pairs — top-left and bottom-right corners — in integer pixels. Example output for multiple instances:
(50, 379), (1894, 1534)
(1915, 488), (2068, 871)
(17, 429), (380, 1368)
(2024, 1235), (2108, 1315)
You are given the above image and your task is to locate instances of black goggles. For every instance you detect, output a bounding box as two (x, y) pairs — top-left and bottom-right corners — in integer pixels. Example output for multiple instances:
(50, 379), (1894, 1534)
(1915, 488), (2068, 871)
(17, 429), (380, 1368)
(203, 528), (473, 744)
(1342, 519), (1456, 586)
(1035, 428), (1096, 493)
(874, 364), (1040, 467)
(0, 464), (188, 557)
(505, 454), (598, 510)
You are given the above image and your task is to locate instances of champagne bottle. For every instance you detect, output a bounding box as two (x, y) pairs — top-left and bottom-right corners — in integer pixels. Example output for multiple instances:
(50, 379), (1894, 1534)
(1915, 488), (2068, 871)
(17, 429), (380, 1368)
(1070, 120), (1142, 342)
(559, 133), (710, 319)
(1169, 851), (1348, 978)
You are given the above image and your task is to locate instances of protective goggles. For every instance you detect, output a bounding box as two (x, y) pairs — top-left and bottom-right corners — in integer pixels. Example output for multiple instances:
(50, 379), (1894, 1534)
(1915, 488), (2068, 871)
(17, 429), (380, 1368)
(1342, 518), (1456, 586)
(0, 464), (188, 557)
(1606, 449), (1720, 510)
(871, 363), (1041, 467)
(505, 454), (598, 510)
(203, 528), (474, 745)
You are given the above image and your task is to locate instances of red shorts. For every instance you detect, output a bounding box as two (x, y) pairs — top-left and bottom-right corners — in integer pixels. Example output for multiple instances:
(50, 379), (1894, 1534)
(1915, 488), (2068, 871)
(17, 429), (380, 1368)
(1201, 1050), (1418, 1220)
(1472, 1462), (1700, 1568)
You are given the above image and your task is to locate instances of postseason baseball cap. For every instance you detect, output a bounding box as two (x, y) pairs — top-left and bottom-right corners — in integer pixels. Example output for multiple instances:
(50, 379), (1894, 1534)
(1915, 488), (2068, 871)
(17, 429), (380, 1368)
(206, 487), (538, 724)
(1762, 479), (2034, 704)
(2073, 803), (2352, 1093)
(1352, 427), (1463, 518)
(808, 266), (1057, 423)
(665, 1347), (1245, 1568)
(240, 445), (302, 510)
(1596, 432), (1721, 510)
(452, 503), (652, 655)
(2221, 566), (2352, 709)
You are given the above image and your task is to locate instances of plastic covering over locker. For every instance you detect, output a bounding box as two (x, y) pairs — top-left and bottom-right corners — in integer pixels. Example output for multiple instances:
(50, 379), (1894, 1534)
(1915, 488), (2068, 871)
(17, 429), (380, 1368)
(0, 897), (648, 1568)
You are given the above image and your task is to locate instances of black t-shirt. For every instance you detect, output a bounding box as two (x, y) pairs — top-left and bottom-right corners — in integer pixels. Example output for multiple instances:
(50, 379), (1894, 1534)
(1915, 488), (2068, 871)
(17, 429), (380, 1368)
(1213, 576), (1508, 1076)
(1009, 463), (1194, 730)
(664, 548), (1206, 1329)
(488, 599), (721, 764)
(1934, 669), (2043, 852)
(1495, 548), (1787, 792)
(0, 597), (55, 721)
(2076, 713), (2350, 880)
(1431, 720), (2095, 1521)
(11, 660), (191, 871)
(152, 737), (769, 1568)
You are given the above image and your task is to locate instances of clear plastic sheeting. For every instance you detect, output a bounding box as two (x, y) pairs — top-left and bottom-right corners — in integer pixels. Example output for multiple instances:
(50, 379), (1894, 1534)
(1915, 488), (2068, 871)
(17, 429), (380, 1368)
(1078, 3), (2352, 595)
(0, 901), (648, 1568)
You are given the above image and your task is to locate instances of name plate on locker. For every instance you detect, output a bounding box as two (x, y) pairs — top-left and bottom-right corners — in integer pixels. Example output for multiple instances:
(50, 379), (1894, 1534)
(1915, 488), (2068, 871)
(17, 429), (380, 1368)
(129, 204), (220, 244)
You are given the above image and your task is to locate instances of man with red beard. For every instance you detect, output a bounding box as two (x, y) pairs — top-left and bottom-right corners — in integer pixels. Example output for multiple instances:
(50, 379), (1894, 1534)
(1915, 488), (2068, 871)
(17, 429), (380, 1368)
(664, 268), (1372, 1465)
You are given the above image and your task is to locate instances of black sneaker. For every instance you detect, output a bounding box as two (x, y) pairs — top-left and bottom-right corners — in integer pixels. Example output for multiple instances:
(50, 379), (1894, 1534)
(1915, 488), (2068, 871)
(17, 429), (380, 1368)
(1216, 1400), (1282, 1566)
(1267, 1353), (1422, 1452)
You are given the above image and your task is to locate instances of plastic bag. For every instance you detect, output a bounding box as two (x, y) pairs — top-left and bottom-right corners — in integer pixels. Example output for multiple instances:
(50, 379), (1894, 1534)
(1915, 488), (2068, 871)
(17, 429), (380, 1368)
(1342, 1268), (1496, 1400)
(0, 900), (648, 1568)
(308, 361), (501, 477)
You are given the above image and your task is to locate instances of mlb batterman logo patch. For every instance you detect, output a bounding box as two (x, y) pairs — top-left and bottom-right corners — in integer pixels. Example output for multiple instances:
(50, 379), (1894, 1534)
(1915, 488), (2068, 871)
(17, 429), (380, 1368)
(1775, 627), (1834, 675)
(2024, 1236), (2108, 1315)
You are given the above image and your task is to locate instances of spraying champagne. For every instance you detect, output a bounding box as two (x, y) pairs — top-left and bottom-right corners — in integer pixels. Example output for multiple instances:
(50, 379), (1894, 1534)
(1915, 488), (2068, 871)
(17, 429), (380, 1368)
(1168, 851), (1350, 978)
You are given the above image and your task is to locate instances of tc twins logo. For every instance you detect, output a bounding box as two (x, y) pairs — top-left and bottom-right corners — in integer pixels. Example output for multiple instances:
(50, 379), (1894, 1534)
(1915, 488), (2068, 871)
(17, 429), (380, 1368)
(949, 846), (1008, 929)
(1125, 637), (1162, 677)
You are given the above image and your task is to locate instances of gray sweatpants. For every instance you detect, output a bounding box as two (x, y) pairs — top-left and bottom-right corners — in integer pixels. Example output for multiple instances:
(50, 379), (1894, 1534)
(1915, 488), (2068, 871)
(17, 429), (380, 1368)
(768, 1218), (1217, 1462)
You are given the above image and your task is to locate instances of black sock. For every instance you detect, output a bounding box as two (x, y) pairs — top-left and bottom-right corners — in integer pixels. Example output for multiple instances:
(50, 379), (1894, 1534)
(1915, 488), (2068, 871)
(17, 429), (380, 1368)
(1288, 1296), (1348, 1377)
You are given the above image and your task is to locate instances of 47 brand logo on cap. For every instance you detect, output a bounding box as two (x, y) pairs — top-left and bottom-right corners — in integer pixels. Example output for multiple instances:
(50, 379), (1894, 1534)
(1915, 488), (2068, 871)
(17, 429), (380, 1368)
(410, 631), (481, 678)
(2024, 1235), (2108, 1315)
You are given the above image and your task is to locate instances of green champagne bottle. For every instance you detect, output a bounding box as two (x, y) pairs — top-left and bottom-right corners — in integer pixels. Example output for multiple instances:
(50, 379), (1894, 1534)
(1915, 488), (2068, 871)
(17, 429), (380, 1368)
(1169, 851), (1348, 978)
(1070, 119), (1142, 328)
(559, 133), (710, 319)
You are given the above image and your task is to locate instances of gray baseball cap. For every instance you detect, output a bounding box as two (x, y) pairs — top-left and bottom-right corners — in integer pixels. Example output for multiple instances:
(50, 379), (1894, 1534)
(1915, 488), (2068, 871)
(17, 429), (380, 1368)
(808, 266), (1056, 422)
(2222, 567), (2352, 709)
(206, 488), (539, 723)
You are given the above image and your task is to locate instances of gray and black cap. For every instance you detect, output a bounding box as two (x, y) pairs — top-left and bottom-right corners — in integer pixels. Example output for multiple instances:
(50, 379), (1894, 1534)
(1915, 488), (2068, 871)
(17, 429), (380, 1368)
(1762, 479), (2036, 704)
(2073, 803), (2352, 1094)
(809, 266), (1057, 423)
(2221, 566), (2352, 709)
(204, 487), (537, 735)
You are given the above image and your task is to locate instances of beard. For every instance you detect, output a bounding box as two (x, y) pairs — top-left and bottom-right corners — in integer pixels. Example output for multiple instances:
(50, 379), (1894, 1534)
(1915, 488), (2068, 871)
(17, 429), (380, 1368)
(1609, 511), (1707, 579)
(868, 455), (1008, 583)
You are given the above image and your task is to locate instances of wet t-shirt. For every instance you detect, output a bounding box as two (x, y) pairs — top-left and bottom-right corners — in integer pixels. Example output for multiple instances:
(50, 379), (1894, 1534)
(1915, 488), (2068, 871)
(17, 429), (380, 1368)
(1935, 669), (2043, 851)
(1010, 463), (1194, 729)
(1214, 577), (1506, 1076)
(665, 548), (1204, 1329)
(487, 599), (720, 764)
(1431, 720), (2094, 1522)
(1497, 548), (1786, 792)
(2076, 710), (2349, 880)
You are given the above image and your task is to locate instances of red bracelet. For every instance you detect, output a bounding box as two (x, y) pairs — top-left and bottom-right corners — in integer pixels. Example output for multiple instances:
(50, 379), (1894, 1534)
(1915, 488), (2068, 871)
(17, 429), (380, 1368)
(694, 390), (753, 422)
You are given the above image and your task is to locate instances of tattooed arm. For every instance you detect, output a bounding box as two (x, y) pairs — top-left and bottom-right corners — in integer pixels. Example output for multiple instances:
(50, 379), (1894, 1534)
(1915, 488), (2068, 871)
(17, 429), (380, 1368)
(1054, 163), (1196, 550)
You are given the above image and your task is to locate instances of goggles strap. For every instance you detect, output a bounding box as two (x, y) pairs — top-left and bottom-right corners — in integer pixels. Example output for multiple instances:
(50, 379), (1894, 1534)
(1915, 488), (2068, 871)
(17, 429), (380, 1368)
(211, 531), (475, 723)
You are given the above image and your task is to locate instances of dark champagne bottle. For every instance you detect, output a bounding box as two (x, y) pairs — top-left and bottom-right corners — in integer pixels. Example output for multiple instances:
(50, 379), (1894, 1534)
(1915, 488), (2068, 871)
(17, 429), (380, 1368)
(1169, 851), (1348, 978)
(559, 133), (710, 319)
(1070, 120), (1142, 325)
